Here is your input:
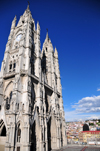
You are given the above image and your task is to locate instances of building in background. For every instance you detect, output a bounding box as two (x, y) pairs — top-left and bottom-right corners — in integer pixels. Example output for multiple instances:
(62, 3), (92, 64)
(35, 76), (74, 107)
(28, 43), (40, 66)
(0, 5), (67, 151)
(79, 131), (100, 145)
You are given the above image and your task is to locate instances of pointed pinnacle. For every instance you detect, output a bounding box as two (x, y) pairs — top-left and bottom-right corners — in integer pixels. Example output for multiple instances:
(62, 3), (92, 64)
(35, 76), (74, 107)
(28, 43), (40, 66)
(54, 47), (58, 58)
(46, 29), (49, 41)
(14, 15), (17, 20)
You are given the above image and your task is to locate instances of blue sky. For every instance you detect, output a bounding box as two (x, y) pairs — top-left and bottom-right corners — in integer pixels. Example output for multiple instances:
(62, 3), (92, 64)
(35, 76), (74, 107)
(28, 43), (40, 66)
(0, 0), (100, 121)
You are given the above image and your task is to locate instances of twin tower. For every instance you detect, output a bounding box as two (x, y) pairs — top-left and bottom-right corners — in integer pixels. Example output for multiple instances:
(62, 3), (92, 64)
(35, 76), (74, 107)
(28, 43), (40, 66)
(0, 5), (67, 151)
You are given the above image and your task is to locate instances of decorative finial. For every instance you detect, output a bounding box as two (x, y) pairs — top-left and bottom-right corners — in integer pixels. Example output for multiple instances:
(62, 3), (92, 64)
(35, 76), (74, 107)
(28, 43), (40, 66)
(27, 1), (30, 9)
(46, 28), (48, 33)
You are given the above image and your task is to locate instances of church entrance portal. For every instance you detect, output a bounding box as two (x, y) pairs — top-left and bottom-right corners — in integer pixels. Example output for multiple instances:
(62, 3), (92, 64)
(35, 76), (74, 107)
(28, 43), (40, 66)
(0, 119), (7, 151)
(30, 121), (36, 151)
(47, 117), (51, 151)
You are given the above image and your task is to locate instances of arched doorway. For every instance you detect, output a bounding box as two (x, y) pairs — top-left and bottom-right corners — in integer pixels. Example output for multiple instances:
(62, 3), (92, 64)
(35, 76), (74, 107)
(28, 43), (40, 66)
(47, 117), (51, 151)
(1, 126), (6, 136)
(0, 119), (6, 151)
(0, 120), (6, 136)
(30, 121), (36, 151)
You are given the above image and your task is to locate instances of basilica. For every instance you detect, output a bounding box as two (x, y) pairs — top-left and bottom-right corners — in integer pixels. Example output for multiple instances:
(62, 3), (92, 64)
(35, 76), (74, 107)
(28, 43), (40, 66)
(0, 5), (67, 151)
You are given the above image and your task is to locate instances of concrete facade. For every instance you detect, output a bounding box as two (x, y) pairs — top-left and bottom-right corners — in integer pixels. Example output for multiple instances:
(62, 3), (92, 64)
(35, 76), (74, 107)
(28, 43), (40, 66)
(0, 5), (67, 151)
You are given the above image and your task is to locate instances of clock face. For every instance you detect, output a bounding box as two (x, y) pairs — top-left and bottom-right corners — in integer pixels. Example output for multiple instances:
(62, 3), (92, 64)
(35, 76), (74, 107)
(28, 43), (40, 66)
(16, 34), (22, 41)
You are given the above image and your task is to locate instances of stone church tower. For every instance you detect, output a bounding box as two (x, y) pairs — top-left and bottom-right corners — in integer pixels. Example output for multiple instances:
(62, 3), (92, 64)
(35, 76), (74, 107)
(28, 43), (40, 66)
(0, 5), (67, 151)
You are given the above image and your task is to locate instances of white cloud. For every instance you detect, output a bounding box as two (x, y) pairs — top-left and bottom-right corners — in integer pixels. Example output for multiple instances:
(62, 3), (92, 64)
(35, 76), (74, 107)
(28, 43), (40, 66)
(65, 95), (100, 121)
(87, 115), (100, 120)
(97, 88), (100, 91)
(65, 110), (86, 122)
(72, 95), (100, 113)
(65, 110), (100, 122)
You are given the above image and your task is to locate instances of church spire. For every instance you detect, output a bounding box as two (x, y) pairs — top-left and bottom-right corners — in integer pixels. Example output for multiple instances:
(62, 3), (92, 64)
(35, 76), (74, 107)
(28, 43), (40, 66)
(23, 1), (31, 15)
(27, 1), (30, 10)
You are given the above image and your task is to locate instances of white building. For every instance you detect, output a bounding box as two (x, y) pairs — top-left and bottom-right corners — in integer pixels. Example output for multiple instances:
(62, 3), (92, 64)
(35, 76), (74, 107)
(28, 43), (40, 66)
(0, 5), (67, 151)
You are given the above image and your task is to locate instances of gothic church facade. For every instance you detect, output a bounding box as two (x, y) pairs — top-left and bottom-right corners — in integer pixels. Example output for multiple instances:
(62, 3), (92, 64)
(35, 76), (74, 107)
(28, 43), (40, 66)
(0, 5), (67, 151)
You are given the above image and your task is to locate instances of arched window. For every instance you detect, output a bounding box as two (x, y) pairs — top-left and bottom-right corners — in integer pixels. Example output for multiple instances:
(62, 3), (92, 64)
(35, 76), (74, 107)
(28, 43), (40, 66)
(13, 60), (16, 71)
(17, 124), (21, 142)
(17, 103), (19, 110)
(9, 91), (12, 102)
(0, 120), (6, 136)
(45, 93), (49, 113)
(9, 60), (16, 72)
(30, 56), (35, 75)
(1, 125), (6, 136)
(9, 61), (12, 72)
(6, 97), (10, 110)
(55, 74), (57, 86)
(46, 47), (47, 51)
(31, 84), (35, 109)
(30, 122), (36, 151)
(42, 51), (46, 73)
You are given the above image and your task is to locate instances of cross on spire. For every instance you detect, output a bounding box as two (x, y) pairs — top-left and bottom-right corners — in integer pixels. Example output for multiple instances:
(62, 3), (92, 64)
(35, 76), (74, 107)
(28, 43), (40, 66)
(28, 1), (30, 6)
(27, 1), (30, 10)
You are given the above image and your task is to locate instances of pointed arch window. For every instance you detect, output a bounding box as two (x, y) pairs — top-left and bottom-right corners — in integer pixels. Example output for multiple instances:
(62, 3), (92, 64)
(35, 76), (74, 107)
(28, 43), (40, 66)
(45, 93), (49, 113)
(30, 56), (36, 75)
(9, 61), (12, 72)
(5, 91), (13, 110)
(13, 61), (16, 71)
(46, 47), (47, 51)
(6, 97), (10, 110)
(42, 51), (46, 73)
(0, 120), (6, 137)
(55, 74), (57, 86)
(17, 124), (21, 142)
(1, 125), (6, 136)
(9, 91), (12, 104)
